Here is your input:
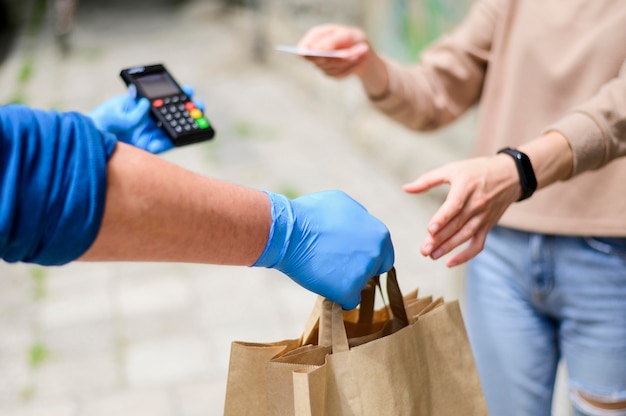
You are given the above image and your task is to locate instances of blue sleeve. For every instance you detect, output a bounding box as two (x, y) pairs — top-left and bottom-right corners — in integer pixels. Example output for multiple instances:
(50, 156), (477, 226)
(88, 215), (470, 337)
(0, 105), (118, 265)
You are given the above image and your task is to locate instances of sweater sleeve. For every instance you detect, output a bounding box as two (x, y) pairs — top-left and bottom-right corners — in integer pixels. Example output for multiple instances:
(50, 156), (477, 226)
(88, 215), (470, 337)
(369, 0), (503, 131)
(544, 59), (626, 177)
(0, 105), (118, 265)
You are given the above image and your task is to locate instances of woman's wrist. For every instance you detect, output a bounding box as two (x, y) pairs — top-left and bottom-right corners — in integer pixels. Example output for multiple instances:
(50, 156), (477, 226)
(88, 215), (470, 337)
(519, 131), (573, 190)
(358, 52), (390, 100)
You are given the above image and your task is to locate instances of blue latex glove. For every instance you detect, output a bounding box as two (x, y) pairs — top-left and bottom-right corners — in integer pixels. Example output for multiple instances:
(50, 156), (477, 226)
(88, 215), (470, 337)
(253, 190), (395, 310)
(87, 85), (206, 154)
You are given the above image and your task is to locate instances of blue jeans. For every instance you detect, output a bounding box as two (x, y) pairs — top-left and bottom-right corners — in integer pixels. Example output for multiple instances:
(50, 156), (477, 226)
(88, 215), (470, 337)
(465, 226), (626, 416)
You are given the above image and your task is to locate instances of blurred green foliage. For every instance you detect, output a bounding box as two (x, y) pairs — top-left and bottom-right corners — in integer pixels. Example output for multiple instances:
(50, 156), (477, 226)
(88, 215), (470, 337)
(389, 0), (471, 61)
(232, 119), (278, 141)
(233, 120), (256, 138)
(30, 266), (47, 300)
(17, 55), (34, 85)
(19, 385), (36, 402)
(27, 0), (48, 36)
(280, 186), (300, 200)
(28, 342), (49, 369)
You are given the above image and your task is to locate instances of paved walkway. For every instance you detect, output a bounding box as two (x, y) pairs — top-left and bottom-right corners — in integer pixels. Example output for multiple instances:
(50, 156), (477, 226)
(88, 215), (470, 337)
(0, 2), (574, 416)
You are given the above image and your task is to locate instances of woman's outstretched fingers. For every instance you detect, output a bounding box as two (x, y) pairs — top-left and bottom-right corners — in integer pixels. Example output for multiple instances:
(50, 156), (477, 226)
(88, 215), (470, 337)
(446, 228), (489, 267)
(403, 170), (448, 194)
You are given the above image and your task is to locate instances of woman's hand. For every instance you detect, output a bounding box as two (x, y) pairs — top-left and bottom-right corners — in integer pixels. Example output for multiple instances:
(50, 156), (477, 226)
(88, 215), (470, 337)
(403, 154), (521, 267)
(298, 24), (371, 78)
(404, 131), (573, 267)
(297, 24), (389, 96)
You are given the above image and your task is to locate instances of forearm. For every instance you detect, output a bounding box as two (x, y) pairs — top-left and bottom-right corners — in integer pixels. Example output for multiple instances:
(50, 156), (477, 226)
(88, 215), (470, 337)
(357, 51), (390, 99)
(81, 142), (270, 265)
(518, 131), (573, 191)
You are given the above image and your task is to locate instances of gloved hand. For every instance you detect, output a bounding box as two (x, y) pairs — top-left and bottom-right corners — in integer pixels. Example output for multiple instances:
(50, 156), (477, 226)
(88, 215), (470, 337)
(253, 190), (395, 310)
(87, 85), (206, 154)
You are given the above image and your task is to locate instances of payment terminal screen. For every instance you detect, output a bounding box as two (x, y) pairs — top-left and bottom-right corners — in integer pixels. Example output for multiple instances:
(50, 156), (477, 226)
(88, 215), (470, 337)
(135, 73), (180, 98)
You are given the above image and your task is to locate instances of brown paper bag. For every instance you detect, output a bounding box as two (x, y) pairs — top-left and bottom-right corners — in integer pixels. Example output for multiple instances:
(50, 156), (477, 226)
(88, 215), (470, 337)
(306, 300), (487, 415)
(224, 278), (389, 416)
(264, 269), (410, 415)
(223, 299), (321, 416)
(224, 268), (488, 416)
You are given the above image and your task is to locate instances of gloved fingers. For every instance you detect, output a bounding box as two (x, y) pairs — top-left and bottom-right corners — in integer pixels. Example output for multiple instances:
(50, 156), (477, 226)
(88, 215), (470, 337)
(123, 121), (173, 154)
(87, 89), (151, 135)
(181, 84), (195, 98)
(128, 84), (138, 100)
(339, 292), (361, 310)
(338, 255), (393, 310)
(181, 85), (206, 112)
(193, 97), (206, 112)
(341, 191), (368, 211)
(375, 241), (395, 276)
(87, 95), (126, 131)
(339, 259), (394, 310)
(145, 137), (174, 154)
(119, 97), (151, 129)
(298, 190), (368, 212)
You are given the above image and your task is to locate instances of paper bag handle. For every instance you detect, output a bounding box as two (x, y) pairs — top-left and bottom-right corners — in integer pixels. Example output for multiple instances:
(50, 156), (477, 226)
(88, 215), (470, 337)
(319, 267), (408, 353)
(356, 275), (382, 325)
(318, 299), (350, 353)
(300, 273), (387, 346)
(385, 267), (409, 327)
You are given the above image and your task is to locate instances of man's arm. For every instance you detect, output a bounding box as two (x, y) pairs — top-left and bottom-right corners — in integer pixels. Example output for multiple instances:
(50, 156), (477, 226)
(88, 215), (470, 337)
(81, 141), (270, 265)
(86, 141), (395, 309)
(1, 104), (394, 309)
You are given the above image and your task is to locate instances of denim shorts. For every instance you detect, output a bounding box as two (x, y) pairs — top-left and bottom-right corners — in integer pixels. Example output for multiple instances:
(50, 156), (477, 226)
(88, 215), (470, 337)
(464, 226), (626, 416)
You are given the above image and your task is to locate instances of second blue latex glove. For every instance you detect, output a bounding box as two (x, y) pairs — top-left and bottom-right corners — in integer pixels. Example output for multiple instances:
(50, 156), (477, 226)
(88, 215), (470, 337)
(253, 190), (395, 310)
(87, 85), (205, 154)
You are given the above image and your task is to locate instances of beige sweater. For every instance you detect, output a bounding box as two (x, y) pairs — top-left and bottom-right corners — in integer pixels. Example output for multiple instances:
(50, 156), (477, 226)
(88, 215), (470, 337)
(372, 0), (626, 236)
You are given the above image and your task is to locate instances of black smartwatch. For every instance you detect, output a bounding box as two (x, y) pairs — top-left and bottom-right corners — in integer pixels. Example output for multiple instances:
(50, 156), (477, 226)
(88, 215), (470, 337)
(497, 147), (537, 201)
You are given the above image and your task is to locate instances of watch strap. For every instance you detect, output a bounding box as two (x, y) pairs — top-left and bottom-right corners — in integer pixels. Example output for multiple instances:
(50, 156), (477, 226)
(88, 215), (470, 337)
(497, 147), (537, 201)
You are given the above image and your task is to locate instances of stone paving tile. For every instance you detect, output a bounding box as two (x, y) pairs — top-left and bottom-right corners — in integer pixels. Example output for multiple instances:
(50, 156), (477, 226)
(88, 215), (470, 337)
(32, 355), (120, 402)
(175, 379), (228, 416)
(117, 274), (192, 317)
(40, 290), (112, 330)
(41, 320), (115, 358)
(125, 337), (211, 387)
(80, 388), (173, 416)
(0, 402), (77, 416)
